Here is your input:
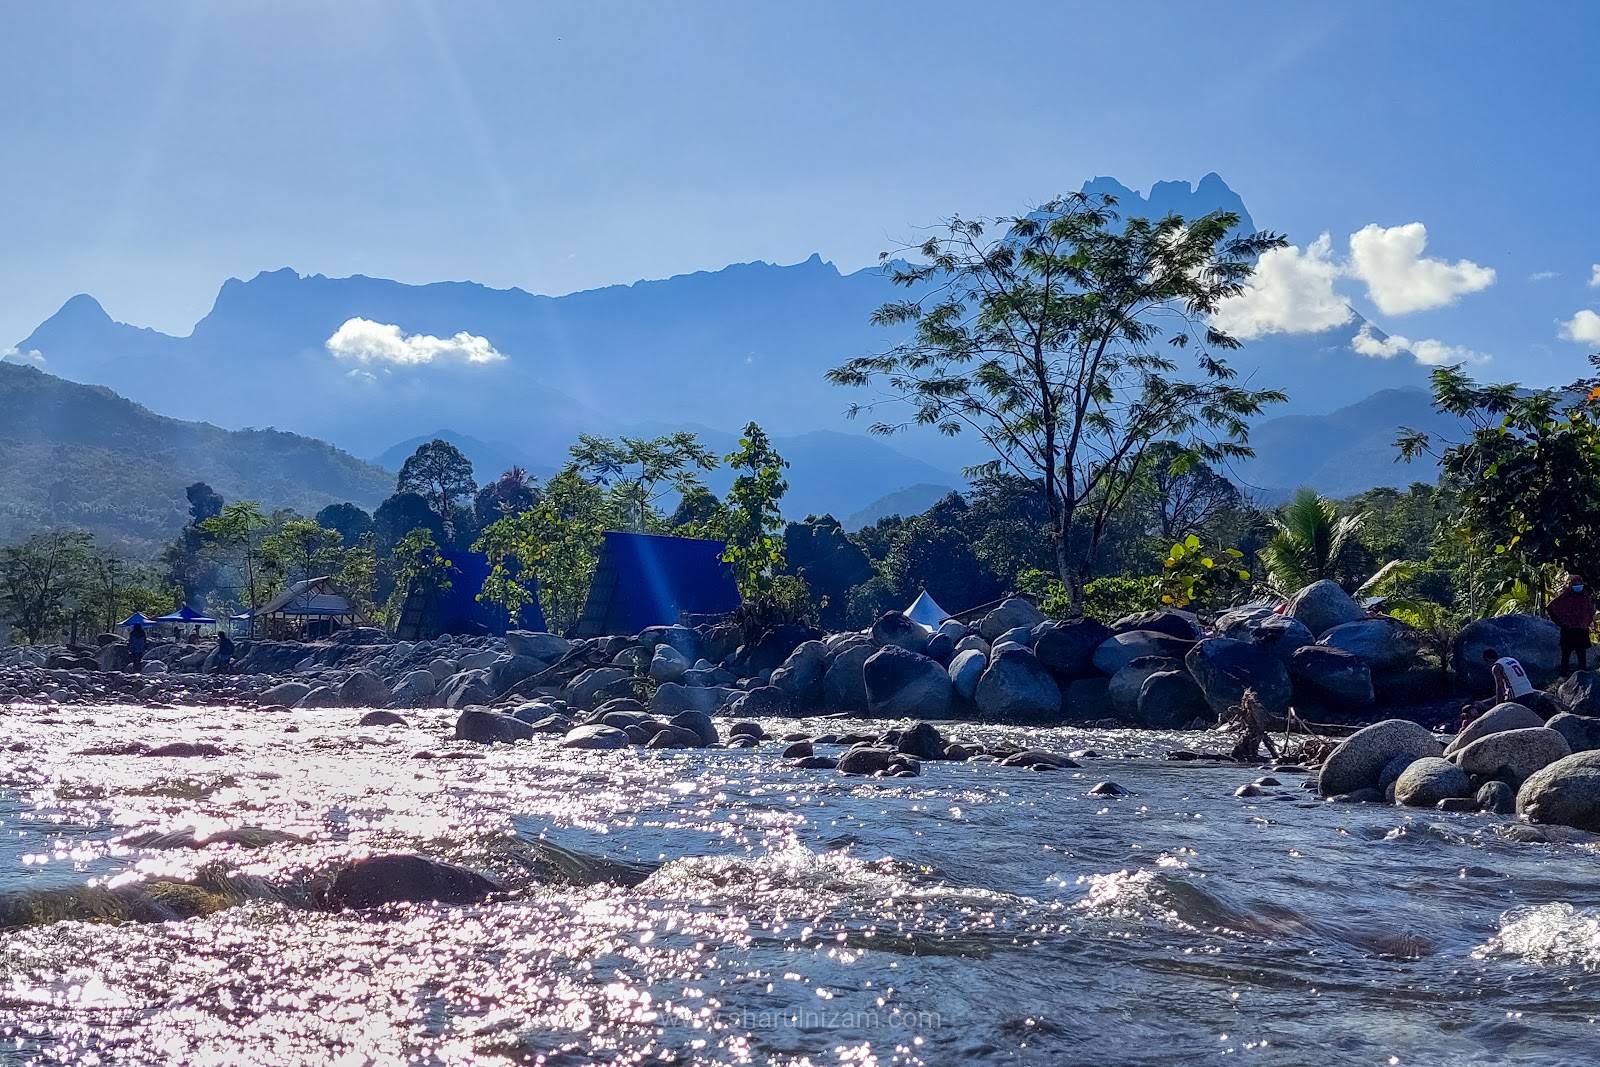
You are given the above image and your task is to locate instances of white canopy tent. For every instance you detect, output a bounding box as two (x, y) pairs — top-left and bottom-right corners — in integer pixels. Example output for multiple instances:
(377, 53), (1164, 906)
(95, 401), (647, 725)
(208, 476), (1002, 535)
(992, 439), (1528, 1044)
(903, 590), (952, 632)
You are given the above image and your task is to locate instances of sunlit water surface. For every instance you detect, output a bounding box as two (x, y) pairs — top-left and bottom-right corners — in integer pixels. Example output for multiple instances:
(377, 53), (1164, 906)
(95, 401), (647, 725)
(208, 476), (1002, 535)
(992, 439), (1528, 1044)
(2, 702), (1599, 1066)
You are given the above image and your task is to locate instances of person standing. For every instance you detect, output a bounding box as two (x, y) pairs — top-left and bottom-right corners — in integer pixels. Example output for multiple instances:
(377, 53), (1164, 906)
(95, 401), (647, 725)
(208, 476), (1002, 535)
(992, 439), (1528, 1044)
(214, 630), (235, 673)
(126, 623), (148, 671)
(1548, 573), (1597, 674)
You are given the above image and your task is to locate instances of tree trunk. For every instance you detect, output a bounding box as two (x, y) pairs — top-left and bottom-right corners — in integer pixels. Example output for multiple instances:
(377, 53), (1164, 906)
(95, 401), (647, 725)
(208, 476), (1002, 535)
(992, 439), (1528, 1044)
(1053, 518), (1083, 617)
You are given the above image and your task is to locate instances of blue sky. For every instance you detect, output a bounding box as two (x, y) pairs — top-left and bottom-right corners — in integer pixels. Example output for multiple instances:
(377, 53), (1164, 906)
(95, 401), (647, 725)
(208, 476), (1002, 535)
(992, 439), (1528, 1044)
(3, 0), (1599, 389)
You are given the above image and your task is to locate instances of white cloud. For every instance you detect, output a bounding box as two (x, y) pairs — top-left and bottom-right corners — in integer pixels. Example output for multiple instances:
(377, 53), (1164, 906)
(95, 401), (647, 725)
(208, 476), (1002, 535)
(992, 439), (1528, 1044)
(1211, 233), (1353, 340)
(0, 347), (44, 364)
(1530, 271), (1559, 282)
(1352, 323), (1485, 366)
(1347, 222), (1496, 315)
(1560, 309), (1600, 346)
(1590, 265), (1600, 288)
(325, 318), (507, 366)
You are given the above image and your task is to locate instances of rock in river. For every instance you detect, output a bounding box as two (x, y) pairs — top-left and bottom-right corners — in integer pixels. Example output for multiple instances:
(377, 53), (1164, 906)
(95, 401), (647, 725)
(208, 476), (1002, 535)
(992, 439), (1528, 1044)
(975, 648), (1062, 722)
(329, 854), (501, 910)
(455, 709), (535, 744)
(1453, 727), (1571, 787)
(1517, 750), (1600, 830)
(1318, 719), (1443, 798)
(1394, 757), (1472, 808)
(863, 647), (952, 718)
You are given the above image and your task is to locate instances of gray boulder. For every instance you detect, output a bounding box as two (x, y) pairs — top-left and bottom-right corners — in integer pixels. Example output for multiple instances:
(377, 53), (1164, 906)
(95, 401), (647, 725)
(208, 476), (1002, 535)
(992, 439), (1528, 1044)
(505, 631), (571, 663)
(1185, 638), (1292, 715)
(459, 649), (500, 671)
(975, 648), (1062, 722)
(389, 669), (437, 709)
(1033, 618), (1112, 681)
(978, 598), (1046, 641)
(770, 641), (829, 708)
(1318, 618), (1419, 673)
(669, 710), (719, 747)
(437, 669), (496, 710)
(1137, 670), (1210, 729)
(639, 625), (699, 660)
(296, 685), (342, 709)
(1394, 757), (1472, 807)
(822, 644), (873, 710)
(1554, 670), (1600, 716)
(1285, 580), (1367, 637)
(259, 680), (312, 707)
(1288, 645), (1374, 708)
(1111, 610), (1200, 640)
(1477, 779), (1517, 814)
(837, 746), (899, 776)
(560, 724), (631, 750)
(1516, 750), (1600, 830)
(1318, 719), (1444, 797)
(339, 670), (393, 708)
(1444, 701), (1544, 756)
(490, 654), (548, 694)
(863, 647), (952, 718)
(872, 612), (930, 653)
(455, 709), (535, 744)
(1547, 711), (1600, 754)
(647, 643), (690, 684)
(1453, 614), (1562, 691)
(1243, 614), (1316, 662)
(1065, 676), (1113, 722)
(948, 648), (986, 702)
(649, 682), (733, 717)
(1454, 727), (1571, 787)
(1108, 656), (1183, 720)
(1092, 630), (1195, 676)
(567, 667), (632, 708)
(427, 658), (457, 682)
(733, 685), (794, 717)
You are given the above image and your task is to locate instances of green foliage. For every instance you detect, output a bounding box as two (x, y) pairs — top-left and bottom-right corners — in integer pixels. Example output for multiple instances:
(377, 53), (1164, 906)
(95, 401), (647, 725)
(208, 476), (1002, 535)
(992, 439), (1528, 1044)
(781, 515), (872, 629)
(316, 502), (373, 546)
(720, 423), (789, 601)
(1083, 576), (1163, 622)
(828, 193), (1286, 613)
(396, 439), (477, 532)
(261, 518), (344, 585)
(473, 467), (539, 528)
(1160, 534), (1249, 610)
(0, 529), (174, 643)
(734, 574), (819, 640)
(382, 528), (455, 631)
(198, 501), (272, 609)
(570, 432), (718, 533)
(1258, 489), (1367, 594)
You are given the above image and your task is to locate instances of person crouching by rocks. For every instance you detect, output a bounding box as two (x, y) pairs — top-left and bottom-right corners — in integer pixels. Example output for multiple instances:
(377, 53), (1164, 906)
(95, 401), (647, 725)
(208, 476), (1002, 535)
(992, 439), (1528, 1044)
(213, 631), (235, 674)
(1462, 648), (1543, 728)
(126, 623), (147, 672)
(1548, 572), (1596, 674)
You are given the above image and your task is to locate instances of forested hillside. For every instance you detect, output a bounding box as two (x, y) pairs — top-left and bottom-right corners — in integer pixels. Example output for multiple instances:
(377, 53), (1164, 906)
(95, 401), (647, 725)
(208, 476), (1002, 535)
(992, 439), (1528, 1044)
(0, 362), (393, 551)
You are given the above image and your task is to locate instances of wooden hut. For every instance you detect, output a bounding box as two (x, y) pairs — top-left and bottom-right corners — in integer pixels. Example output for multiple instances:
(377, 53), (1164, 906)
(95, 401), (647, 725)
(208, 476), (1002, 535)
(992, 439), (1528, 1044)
(247, 576), (372, 640)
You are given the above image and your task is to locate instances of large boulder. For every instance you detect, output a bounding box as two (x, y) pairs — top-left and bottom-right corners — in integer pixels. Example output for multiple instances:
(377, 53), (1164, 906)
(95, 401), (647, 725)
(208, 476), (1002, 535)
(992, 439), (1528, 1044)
(1033, 618), (1112, 681)
(505, 631), (571, 663)
(1240, 614), (1316, 663)
(948, 648), (986, 702)
(741, 624), (814, 673)
(645, 644), (689, 684)
(822, 644), (873, 711)
(1137, 670), (1210, 729)
(1317, 618), (1419, 674)
(437, 669), (496, 710)
(1553, 670), (1600, 717)
(1065, 676), (1113, 722)
(1107, 656), (1183, 720)
(1285, 580), (1367, 637)
(863, 647), (952, 718)
(1318, 719), (1444, 797)
(1287, 645), (1374, 708)
(974, 648), (1062, 722)
(560, 724), (632, 750)
(567, 667), (632, 708)
(1393, 757), (1472, 808)
(1453, 727), (1571, 787)
(1452, 614), (1562, 691)
(669, 710), (719, 747)
(1444, 701), (1544, 756)
(455, 709), (535, 744)
(489, 655), (548, 695)
(1517, 750), (1600, 830)
(733, 685), (794, 718)
(770, 641), (829, 709)
(872, 612), (930, 653)
(837, 746), (899, 776)
(328, 855), (500, 910)
(1184, 638), (1292, 715)
(339, 670), (393, 708)
(649, 683), (733, 717)
(1092, 631), (1195, 676)
(978, 598), (1045, 641)
(1111, 611), (1200, 641)
(259, 680), (313, 707)
(390, 669), (437, 709)
(1547, 711), (1600, 754)
(639, 625), (699, 660)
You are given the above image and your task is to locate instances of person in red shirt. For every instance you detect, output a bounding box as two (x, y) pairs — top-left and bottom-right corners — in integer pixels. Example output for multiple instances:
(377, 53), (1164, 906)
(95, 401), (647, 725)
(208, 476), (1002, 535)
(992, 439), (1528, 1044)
(1548, 572), (1597, 674)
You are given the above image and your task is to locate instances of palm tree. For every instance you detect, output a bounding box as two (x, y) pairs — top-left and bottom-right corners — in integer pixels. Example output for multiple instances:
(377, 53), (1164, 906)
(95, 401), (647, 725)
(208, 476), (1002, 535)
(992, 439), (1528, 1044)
(1258, 488), (1368, 594)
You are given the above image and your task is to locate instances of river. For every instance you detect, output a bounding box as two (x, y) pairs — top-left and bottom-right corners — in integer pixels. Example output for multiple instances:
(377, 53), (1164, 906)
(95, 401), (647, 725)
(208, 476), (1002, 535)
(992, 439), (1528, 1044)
(1, 702), (1598, 1066)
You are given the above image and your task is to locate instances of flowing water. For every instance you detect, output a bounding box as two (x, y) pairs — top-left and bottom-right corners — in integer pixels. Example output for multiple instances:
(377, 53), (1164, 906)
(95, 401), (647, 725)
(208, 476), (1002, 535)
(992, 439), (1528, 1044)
(2, 702), (1599, 1066)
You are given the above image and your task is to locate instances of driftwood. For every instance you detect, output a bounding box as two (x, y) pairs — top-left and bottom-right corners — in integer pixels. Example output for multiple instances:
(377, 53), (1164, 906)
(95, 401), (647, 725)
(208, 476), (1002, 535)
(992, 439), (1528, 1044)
(1221, 689), (1346, 764)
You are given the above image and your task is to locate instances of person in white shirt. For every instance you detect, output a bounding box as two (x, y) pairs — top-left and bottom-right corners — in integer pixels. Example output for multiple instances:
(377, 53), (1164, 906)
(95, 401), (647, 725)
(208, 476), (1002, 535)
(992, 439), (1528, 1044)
(1462, 647), (1541, 727)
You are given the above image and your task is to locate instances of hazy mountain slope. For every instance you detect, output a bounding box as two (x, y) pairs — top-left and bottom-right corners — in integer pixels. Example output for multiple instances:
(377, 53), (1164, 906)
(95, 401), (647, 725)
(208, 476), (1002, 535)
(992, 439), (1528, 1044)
(0, 363), (393, 551)
(844, 484), (959, 530)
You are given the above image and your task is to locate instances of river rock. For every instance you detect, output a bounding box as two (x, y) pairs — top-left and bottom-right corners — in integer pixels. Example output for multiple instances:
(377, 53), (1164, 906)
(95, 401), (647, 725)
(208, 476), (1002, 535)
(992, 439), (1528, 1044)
(669, 710), (718, 747)
(1393, 757), (1472, 807)
(948, 648), (986, 702)
(978, 598), (1045, 641)
(1444, 701), (1544, 756)
(1065, 676), (1113, 722)
(390, 669), (437, 708)
(923, 631), (956, 665)
(1108, 656), (1183, 720)
(889, 721), (947, 760)
(1454, 727), (1571, 787)
(837, 745), (898, 776)
(454, 709), (535, 744)
(296, 685), (342, 709)
(770, 641), (828, 709)
(1546, 711), (1600, 754)
(1033, 618), (1112, 681)
(639, 625), (699, 660)
(259, 681), (312, 706)
(872, 611), (929, 653)
(1318, 719), (1444, 797)
(490, 655), (548, 694)
(734, 685), (794, 717)
(1477, 779), (1516, 814)
(649, 682), (733, 717)
(1285, 579), (1367, 637)
(823, 644), (873, 711)
(975, 648), (1062, 722)
(561, 724), (632, 750)
(505, 630), (571, 663)
(427, 658), (457, 682)
(1516, 750), (1600, 830)
(1138, 670), (1211, 729)
(459, 649), (500, 672)
(1185, 638), (1292, 715)
(1288, 645), (1374, 708)
(567, 667), (632, 708)
(359, 710), (408, 727)
(863, 647), (952, 718)
(339, 670), (393, 708)
(437, 669), (496, 710)
(329, 854), (500, 910)
(1111, 610), (1200, 640)
(1453, 614), (1563, 691)
(1092, 630), (1195, 676)
(1317, 618), (1418, 673)
(648, 644), (690, 684)
(1553, 670), (1600, 717)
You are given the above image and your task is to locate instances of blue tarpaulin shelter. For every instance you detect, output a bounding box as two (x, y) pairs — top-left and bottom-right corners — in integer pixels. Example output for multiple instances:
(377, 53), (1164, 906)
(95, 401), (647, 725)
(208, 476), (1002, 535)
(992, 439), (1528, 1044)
(155, 606), (219, 625)
(575, 532), (740, 637)
(117, 612), (158, 628)
(394, 550), (547, 640)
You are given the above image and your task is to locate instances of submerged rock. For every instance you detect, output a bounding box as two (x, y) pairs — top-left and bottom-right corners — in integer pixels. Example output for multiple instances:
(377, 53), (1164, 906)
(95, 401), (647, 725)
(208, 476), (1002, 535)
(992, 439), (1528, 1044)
(560, 724), (631, 750)
(454, 709), (535, 744)
(328, 854), (500, 910)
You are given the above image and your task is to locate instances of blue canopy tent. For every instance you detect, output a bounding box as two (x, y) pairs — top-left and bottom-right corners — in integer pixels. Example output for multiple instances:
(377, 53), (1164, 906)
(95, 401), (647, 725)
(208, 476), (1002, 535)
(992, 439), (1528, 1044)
(117, 612), (158, 628)
(574, 532), (740, 637)
(154, 606), (219, 625)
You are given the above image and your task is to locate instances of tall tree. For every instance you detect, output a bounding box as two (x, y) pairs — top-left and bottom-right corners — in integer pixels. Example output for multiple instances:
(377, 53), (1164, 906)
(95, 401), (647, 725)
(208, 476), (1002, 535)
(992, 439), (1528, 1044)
(185, 482), (225, 525)
(474, 467), (540, 528)
(720, 423), (789, 601)
(199, 501), (272, 609)
(570, 432), (718, 532)
(397, 440), (478, 532)
(261, 518), (344, 585)
(0, 531), (94, 643)
(315, 502), (374, 546)
(828, 193), (1286, 614)
(1258, 489), (1367, 594)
